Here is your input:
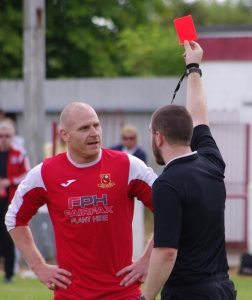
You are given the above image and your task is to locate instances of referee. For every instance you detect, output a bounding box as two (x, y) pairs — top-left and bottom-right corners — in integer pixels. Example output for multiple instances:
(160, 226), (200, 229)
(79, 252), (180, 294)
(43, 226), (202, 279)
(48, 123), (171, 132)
(141, 41), (237, 300)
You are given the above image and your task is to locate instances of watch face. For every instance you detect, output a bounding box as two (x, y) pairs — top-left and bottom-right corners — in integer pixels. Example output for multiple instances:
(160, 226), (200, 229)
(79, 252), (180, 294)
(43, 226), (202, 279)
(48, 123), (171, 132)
(140, 296), (146, 300)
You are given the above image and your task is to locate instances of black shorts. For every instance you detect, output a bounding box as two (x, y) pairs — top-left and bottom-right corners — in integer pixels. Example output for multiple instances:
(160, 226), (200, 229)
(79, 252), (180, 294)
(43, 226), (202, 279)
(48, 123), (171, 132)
(161, 274), (237, 300)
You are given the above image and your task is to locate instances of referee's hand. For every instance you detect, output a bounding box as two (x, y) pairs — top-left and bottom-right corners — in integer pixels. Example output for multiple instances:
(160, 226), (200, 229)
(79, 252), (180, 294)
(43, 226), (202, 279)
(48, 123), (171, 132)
(183, 40), (203, 66)
(116, 257), (149, 287)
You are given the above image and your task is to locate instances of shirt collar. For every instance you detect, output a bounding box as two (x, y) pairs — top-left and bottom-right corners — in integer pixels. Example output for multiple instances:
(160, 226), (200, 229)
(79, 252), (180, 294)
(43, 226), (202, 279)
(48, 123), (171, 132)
(66, 150), (102, 168)
(165, 151), (198, 167)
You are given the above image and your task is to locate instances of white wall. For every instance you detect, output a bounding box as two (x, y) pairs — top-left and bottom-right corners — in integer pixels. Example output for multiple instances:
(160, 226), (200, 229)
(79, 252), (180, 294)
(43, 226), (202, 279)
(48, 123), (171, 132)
(203, 61), (252, 250)
(202, 61), (252, 111)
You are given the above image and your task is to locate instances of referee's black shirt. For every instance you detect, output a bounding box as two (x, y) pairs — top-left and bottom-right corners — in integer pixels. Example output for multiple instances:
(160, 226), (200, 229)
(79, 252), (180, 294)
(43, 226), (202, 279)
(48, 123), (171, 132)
(153, 125), (229, 287)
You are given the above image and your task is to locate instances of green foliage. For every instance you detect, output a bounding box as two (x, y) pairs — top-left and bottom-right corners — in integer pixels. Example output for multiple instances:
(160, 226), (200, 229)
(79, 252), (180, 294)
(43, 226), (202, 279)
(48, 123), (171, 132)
(45, 0), (159, 77)
(0, 0), (23, 78)
(0, 0), (252, 79)
(46, 0), (118, 77)
(117, 24), (184, 76)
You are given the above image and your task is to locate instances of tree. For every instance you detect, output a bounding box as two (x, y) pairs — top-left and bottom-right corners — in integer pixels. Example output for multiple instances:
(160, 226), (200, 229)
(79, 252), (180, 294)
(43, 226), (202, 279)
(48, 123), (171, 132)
(117, 24), (184, 76)
(45, 0), (159, 77)
(0, 0), (23, 78)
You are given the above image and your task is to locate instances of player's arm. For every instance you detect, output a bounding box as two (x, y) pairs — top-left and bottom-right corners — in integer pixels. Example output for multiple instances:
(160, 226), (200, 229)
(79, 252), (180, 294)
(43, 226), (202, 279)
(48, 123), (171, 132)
(184, 40), (209, 127)
(117, 236), (154, 286)
(127, 154), (157, 211)
(5, 164), (72, 290)
(9, 226), (71, 290)
(117, 155), (157, 286)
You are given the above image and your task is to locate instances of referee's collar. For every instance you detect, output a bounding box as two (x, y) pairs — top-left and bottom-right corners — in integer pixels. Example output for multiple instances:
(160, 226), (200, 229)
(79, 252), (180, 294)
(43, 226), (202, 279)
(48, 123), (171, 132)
(164, 151), (198, 169)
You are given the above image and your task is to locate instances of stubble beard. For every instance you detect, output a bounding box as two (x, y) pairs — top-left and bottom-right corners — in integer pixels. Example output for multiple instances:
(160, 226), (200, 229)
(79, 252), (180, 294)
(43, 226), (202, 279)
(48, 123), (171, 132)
(152, 139), (165, 166)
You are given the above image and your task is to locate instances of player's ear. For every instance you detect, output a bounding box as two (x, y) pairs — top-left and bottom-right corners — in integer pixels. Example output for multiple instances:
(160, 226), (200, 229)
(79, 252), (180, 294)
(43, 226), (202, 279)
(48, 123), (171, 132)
(59, 128), (69, 143)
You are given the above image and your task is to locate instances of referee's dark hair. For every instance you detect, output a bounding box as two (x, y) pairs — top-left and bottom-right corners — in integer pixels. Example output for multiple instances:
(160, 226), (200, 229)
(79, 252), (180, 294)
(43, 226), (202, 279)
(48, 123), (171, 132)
(151, 105), (193, 146)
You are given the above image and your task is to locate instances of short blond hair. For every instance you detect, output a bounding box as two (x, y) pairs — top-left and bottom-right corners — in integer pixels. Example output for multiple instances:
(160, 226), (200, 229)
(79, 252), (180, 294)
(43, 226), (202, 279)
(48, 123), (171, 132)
(121, 125), (138, 138)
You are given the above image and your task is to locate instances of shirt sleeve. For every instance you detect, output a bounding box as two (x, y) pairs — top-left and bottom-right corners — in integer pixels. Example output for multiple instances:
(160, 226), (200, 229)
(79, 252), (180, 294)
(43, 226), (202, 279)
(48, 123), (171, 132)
(153, 179), (182, 249)
(5, 163), (48, 231)
(128, 154), (157, 211)
(191, 125), (225, 173)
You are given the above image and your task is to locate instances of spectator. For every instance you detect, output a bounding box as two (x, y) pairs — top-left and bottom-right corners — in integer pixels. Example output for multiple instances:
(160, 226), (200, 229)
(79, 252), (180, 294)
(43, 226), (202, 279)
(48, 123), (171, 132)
(3, 118), (26, 152)
(111, 125), (147, 163)
(0, 110), (26, 151)
(0, 121), (30, 283)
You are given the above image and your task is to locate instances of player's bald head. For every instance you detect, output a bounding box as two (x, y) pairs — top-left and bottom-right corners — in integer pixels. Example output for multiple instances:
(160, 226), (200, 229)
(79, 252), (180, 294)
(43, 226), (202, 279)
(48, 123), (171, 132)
(59, 102), (98, 130)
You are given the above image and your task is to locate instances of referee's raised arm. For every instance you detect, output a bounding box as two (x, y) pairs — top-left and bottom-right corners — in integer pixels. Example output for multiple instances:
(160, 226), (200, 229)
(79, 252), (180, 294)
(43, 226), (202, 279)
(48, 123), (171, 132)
(184, 40), (209, 128)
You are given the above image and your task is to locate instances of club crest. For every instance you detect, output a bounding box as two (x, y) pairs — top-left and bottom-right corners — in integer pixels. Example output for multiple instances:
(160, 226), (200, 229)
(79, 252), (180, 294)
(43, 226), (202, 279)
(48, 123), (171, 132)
(98, 174), (115, 188)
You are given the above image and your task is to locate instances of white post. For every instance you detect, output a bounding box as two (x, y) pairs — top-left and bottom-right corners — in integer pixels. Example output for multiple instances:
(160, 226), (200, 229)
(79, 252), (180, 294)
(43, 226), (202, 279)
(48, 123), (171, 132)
(132, 200), (144, 259)
(23, 0), (45, 166)
(248, 183), (252, 253)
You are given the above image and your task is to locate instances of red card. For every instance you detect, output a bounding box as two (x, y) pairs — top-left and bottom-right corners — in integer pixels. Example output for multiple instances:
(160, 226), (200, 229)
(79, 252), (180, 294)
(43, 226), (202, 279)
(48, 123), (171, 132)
(173, 15), (198, 45)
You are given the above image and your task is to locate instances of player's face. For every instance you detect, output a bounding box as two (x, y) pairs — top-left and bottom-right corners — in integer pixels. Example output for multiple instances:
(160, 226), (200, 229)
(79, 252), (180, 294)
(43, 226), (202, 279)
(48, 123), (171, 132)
(0, 127), (14, 151)
(64, 109), (102, 163)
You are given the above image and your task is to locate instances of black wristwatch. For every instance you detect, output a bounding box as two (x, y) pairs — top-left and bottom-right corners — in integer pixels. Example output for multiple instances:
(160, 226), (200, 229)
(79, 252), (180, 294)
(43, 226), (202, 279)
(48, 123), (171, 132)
(139, 296), (146, 300)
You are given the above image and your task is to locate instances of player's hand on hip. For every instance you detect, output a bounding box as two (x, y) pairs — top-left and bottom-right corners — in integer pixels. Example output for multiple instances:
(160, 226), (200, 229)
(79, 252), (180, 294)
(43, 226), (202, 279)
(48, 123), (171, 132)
(183, 40), (203, 65)
(116, 257), (149, 287)
(32, 262), (72, 290)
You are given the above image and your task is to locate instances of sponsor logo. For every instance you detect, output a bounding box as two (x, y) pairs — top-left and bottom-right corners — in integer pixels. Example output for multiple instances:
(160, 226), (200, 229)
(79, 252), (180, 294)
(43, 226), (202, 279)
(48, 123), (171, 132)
(68, 194), (108, 209)
(98, 174), (115, 189)
(61, 179), (76, 187)
(65, 194), (113, 224)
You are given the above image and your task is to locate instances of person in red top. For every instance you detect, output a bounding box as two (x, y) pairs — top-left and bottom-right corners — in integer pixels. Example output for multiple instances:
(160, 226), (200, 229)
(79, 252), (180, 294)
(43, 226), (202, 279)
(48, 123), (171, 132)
(5, 102), (157, 299)
(0, 120), (30, 283)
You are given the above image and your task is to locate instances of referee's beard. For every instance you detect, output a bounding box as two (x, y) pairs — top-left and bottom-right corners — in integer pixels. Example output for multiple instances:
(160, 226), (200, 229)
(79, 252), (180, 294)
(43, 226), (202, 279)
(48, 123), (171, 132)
(152, 138), (165, 165)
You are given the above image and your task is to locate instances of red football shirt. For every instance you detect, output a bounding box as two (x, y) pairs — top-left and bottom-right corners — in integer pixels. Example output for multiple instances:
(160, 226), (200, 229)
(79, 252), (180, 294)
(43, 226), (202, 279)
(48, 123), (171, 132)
(6, 149), (157, 299)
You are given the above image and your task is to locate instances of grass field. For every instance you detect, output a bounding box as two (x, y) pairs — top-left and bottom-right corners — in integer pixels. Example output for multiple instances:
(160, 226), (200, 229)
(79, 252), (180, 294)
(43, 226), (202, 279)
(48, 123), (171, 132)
(0, 273), (251, 300)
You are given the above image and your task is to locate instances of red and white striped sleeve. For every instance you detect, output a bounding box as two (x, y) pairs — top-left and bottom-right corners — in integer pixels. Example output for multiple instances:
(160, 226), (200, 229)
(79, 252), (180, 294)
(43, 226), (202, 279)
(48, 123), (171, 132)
(5, 163), (48, 231)
(128, 154), (157, 211)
